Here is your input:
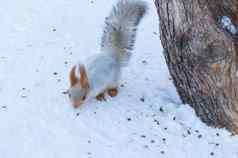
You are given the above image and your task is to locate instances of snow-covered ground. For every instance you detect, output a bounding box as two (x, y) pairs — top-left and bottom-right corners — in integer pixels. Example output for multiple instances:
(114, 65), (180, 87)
(0, 0), (238, 158)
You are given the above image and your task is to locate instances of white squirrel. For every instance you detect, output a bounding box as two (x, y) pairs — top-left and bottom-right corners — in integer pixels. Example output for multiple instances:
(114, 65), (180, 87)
(68, 0), (147, 108)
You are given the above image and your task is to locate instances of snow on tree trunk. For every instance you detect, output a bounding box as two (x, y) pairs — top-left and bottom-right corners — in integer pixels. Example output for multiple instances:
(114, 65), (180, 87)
(155, 0), (238, 134)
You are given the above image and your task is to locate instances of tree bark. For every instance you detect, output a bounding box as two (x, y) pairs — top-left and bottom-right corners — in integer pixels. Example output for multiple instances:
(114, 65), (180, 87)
(155, 0), (238, 134)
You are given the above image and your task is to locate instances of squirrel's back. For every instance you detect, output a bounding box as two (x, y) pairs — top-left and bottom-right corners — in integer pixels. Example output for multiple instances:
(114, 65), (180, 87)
(101, 0), (147, 66)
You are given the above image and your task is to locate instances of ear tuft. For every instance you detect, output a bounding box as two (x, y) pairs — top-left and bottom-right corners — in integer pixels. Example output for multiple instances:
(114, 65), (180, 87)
(69, 66), (78, 87)
(79, 64), (90, 89)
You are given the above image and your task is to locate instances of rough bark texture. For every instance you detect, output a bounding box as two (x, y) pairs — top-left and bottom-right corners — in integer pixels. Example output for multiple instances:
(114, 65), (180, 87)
(155, 0), (238, 134)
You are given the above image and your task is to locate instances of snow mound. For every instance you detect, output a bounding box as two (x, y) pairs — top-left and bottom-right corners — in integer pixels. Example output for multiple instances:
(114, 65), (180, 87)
(0, 0), (238, 158)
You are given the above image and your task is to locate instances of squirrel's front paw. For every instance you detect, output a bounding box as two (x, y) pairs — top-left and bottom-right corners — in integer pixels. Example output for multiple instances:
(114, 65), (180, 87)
(108, 88), (118, 97)
(96, 93), (106, 101)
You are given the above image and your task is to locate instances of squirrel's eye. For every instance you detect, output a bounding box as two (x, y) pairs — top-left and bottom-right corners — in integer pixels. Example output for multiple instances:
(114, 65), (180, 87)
(82, 95), (86, 101)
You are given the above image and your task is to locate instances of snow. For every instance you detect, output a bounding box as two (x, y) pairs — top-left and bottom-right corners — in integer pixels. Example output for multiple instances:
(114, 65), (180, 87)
(221, 16), (237, 34)
(1, 0), (238, 158)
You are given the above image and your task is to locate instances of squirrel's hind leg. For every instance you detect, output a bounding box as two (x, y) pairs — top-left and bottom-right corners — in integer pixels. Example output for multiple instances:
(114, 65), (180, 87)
(107, 87), (118, 97)
(96, 87), (118, 101)
(96, 92), (106, 101)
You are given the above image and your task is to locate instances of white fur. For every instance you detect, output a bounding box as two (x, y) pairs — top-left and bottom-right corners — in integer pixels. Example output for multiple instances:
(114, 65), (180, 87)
(75, 54), (120, 98)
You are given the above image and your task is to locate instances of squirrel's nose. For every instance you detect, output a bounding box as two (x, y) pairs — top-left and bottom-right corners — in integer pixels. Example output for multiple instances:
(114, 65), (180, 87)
(72, 100), (82, 108)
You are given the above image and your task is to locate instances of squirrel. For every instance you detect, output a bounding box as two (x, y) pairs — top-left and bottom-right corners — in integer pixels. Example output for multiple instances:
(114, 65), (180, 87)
(67, 0), (147, 108)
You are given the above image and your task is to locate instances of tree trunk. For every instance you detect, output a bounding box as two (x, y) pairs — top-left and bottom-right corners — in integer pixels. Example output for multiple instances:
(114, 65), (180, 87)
(155, 0), (238, 134)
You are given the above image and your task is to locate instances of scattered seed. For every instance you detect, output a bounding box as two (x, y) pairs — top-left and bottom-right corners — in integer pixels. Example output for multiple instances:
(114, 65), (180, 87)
(127, 118), (132, 121)
(154, 119), (160, 125)
(2, 106), (7, 109)
(159, 107), (164, 112)
(142, 60), (147, 64)
(187, 130), (191, 135)
(53, 72), (58, 75)
(141, 135), (146, 138)
(76, 113), (80, 116)
(150, 140), (155, 144)
(120, 84), (125, 87)
(216, 133), (220, 136)
(52, 28), (56, 32)
(88, 140), (91, 144)
(160, 151), (165, 154)
(210, 152), (214, 156)
(140, 97), (145, 102)
(198, 134), (202, 139)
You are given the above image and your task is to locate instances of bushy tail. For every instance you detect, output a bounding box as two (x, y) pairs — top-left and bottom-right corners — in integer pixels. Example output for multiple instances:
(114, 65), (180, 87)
(101, 0), (147, 66)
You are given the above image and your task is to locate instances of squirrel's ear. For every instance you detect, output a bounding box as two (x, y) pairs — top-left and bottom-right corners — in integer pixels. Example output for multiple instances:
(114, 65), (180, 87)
(69, 66), (78, 87)
(79, 64), (90, 89)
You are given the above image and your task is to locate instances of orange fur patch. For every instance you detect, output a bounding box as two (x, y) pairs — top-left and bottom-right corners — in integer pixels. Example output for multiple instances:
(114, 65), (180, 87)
(69, 66), (78, 87)
(211, 63), (221, 73)
(72, 99), (82, 108)
(108, 88), (118, 97)
(79, 65), (90, 89)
